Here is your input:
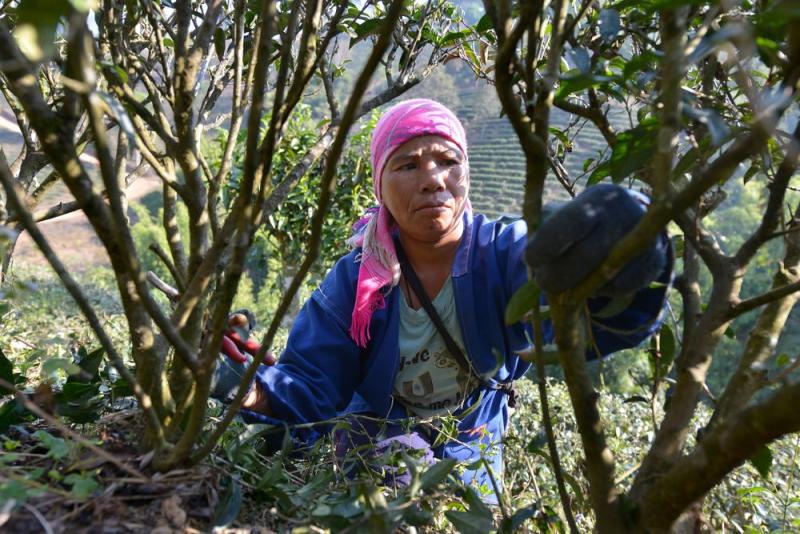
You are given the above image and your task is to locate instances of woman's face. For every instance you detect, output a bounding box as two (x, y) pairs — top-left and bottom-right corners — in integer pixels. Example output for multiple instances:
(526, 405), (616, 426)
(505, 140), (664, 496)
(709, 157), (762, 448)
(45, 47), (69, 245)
(380, 135), (469, 244)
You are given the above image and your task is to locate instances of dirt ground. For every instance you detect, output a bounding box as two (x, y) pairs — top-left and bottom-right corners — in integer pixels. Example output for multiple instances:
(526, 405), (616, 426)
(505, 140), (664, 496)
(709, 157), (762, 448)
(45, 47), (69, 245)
(0, 413), (278, 534)
(1, 109), (161, 274)
(11, 174), (162, 273)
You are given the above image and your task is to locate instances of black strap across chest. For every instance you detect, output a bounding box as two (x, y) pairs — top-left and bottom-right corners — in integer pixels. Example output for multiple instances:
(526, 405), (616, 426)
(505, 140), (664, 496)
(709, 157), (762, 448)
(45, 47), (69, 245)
(393, 237), (517, 408)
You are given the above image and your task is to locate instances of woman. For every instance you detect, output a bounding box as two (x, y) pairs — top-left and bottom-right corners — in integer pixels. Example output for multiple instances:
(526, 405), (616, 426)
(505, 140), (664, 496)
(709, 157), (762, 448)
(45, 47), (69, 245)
(215, 99), (671, 496)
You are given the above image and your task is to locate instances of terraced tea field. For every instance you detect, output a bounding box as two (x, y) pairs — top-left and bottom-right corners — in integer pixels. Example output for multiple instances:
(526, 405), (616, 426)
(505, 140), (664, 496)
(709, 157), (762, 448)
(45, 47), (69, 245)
(456, 88), (628, 218)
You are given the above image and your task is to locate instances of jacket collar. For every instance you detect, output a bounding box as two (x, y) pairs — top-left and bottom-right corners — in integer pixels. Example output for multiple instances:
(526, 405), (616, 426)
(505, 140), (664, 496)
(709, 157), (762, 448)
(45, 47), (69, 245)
(452, 210), (474, 277)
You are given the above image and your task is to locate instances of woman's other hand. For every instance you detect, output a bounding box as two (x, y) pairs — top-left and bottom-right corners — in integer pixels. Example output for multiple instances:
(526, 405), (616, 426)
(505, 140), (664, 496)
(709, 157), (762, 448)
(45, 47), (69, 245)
(526, 183), (668, 297)
(220, 310), (277, 365)
(211, 310), (276, 406)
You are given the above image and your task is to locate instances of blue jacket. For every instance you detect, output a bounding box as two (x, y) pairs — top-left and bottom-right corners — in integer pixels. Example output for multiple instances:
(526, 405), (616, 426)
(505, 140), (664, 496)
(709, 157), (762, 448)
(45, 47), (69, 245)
(243, 211), (671, 488)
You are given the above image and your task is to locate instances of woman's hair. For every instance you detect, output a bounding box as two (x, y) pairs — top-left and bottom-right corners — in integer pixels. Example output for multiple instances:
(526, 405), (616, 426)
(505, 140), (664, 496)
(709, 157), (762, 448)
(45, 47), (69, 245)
(347, 98), (469, 347)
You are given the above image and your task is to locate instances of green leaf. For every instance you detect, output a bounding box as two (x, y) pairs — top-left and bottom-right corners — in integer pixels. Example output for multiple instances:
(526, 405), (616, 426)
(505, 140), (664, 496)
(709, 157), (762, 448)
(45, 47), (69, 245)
(0, 347), (13, 396)
(419, 457), (457, 491)
(749, 445), (773, 479)
(505, 279), (539, 325)
(441, 29), (471, 46)
(613, 0), (706, 12)
(592, 293), (636, 319)
(501, 505), (539, 532)
(214, 27), (225, 61)
(33, 430), (71, 460)
(462, 485), (493, 522)
(41, 358), (82, 379)
(0, 400), (27, 433)
(99, 62), (129, 84)
(13, 0), (71, 61)
(402, 503), (433, 526)
(445, 509), (494, 534)
(686, 24), (748, 65)
(66, 347), (104, 385)
(673, 146), (703, 179)
(463, 44), (479, 67)
(682, 106), (730, 147)
(475, 14), (493, 33)
(742, 165), (760, 185)
(658, 324), (677, 376)
(55, 378), (102, 424)
(526, 430), (548, 454)
(67, 0), (97, 11)
(63, 472), (99, 499)
(213, 477), (242, 527)
(554, 73), (599, 100)
(330, 499), (363, 519)
(622, 51), (661, 80)
(98, 93), (137, 150)
(590, 118), (658, 184)
(776, 353), (791, 368)
(360, 481), (388, 510)
(350, 18), (383, 47)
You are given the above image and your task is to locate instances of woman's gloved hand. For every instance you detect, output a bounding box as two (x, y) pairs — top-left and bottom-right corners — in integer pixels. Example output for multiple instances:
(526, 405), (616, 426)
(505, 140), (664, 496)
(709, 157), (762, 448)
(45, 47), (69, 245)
(526, 183), (668, 297)
(211, 309), (276, 404)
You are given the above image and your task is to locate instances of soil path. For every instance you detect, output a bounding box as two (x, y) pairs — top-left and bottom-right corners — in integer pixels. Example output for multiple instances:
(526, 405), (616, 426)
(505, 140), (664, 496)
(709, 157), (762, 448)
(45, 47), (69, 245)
(13, 174), (162, 273)
(2, 109), (162, 274)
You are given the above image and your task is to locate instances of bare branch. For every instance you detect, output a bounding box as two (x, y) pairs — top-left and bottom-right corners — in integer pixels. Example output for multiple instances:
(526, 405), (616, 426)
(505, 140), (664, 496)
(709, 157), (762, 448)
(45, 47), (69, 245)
(147, 271), (181, 302)
(651, 6), (689, 201)
(727, 279), (800, 320)
(712, 210), (800, 424)
(170, 0), (279, 332)
(673, 209), (727, 275)
(149, 241), (185, 292)
(529, 297), (580, 534)
(483, 0), (547, 171)
(734, 121), (800, 267)
(31, 200), (81, 223)
(279, 0), (325, 125)
(209, 0), (249, 233)
(551, 300), (623, 532)
(320, 58), (340, 120)
(553, 98), (618, 147)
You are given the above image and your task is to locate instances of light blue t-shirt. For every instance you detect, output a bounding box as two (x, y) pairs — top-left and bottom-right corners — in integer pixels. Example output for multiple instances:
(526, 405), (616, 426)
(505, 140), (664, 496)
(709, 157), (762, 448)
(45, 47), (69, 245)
(393, 278), (478, 418)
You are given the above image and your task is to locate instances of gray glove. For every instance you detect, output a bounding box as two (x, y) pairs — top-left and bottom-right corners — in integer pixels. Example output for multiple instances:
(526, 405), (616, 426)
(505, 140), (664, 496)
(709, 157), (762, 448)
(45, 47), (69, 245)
(526, 184), (668, 297)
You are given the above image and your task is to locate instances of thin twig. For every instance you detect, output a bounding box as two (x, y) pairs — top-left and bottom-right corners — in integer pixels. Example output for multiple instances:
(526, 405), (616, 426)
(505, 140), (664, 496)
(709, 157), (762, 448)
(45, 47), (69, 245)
(22, 503), (54, 534)
(148, 242), (184, 292)
(530, 311), (580, 534)
(146, 271), (180, 301)
(727, 280), (800, 319)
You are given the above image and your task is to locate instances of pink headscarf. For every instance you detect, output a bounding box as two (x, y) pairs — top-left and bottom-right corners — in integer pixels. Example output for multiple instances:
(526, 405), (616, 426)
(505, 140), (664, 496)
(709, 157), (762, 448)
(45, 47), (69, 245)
(347, 98), (469, 347)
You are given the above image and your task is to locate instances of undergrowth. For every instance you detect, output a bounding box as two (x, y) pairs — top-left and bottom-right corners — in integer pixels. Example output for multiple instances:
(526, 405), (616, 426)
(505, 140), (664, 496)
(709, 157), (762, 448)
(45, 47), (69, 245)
(1, 266), (799, 532)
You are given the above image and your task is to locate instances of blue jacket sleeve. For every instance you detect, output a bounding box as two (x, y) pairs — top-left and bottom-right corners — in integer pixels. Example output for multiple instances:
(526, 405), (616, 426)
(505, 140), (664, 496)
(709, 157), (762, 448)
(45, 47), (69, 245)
(502, 218), (673, 360)
(583, 230), (673, 359)
(240, 254), (362, 446)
